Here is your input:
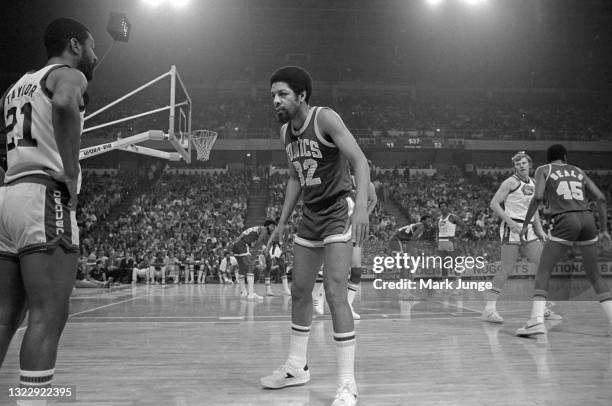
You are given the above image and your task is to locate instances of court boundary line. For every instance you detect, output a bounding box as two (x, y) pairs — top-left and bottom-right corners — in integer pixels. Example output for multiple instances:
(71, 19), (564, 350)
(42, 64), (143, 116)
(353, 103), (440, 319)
(17, 289), (159, 333)
(64, 315), (484, 325)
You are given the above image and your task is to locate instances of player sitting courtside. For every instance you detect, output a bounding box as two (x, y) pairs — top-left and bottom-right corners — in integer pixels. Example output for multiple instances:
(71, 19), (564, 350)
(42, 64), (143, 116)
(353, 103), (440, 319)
(516, 144), (612, 337)
(261, 66), (369, 406)
(481, 151), (560, 323)
(231, 219), (277, 300)
(219, 251), (238, 284)
(0, 17), (97, 394)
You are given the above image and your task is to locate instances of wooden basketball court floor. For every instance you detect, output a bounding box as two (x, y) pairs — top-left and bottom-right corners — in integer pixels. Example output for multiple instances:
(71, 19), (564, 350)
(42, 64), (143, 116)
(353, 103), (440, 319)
(2, 280), (612, 406)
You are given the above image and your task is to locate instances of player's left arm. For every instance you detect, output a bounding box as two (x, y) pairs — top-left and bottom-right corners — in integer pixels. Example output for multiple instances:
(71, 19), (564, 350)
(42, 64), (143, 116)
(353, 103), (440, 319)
(521, 166), (547, 240)
(449, 214), (466, 229)
(367, 181), (378, 215)
(256, 229), (269, 255)
(318, 108), (370, 247)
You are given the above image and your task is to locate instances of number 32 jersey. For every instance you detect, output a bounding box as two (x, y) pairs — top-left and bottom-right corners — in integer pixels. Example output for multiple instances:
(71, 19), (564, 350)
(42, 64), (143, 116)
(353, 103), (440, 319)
(543, 163), (589, 216)
(2, 64), (85, 190)
(282, 106), (352, 208)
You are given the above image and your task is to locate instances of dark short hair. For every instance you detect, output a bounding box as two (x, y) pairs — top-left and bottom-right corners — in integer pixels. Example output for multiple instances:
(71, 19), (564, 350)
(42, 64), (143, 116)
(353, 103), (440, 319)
(420, 215), (432, 222)
(264, 219), (277, 227)
(44, 18), (91, 59)
(547, 144), (567, 163)
(269, 66), (313, 103)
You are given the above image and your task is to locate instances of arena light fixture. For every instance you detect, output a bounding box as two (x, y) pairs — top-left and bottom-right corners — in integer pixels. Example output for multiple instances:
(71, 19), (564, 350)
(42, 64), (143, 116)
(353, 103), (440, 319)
(170, 0), (190, 8)
(426, 0), (445, 6)
(463, 0), (488, 6)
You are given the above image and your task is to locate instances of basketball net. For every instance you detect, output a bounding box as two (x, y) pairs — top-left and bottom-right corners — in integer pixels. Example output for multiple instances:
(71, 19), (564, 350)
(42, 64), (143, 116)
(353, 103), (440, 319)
(191, 130), (218, 162)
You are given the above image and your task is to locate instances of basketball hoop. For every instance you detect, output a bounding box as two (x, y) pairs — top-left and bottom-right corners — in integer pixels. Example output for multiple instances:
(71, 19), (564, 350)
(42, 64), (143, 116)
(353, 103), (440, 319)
(191, 129), (218, 162)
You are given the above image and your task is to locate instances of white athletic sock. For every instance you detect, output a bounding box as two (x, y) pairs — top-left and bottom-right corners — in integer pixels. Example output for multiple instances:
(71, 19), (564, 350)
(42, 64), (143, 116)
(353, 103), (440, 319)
(530, 296), (547, 322)
(287, 324), (310, 370)
(247, 273), (255, 294)
(485, 300), (497, 311)
(347, 283), (359, 306)
(601, 300), (612, 323)
(20, 369), (54, 387)
(16, 400), (48, 406)
(313, 282), (324, 296)
(334, 331), (356, 384)
(282, 275), (290, 292)
(18, 369), (54, 405)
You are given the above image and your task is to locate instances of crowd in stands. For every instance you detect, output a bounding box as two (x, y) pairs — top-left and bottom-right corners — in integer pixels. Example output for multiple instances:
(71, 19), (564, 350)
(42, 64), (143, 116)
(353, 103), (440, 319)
(72, 163), (612, 286)
(76, 171), (249, 284)
(84, 91), (612, 143)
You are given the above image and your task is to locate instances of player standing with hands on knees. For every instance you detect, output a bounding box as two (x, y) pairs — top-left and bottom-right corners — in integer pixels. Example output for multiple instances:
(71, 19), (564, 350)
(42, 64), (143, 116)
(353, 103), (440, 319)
(516, 144), (612, 337)
(0, 17), (97, 397)
(261, 66), (369, 406)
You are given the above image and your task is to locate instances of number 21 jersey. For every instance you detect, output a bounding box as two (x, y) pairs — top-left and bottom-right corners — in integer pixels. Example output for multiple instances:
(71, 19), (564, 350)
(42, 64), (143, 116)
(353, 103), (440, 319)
(543, 163), (589, 216)
(2, 64), (85, 190)
(282, 106), (352, 208)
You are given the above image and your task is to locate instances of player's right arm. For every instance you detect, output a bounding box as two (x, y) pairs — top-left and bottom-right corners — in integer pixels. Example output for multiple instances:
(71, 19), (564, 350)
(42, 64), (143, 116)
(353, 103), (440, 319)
(583, 172), (610, 240)
(267, 157), (302, 251)
(47, 67), (88, 206)
(490, 177), (521, 234)
(520, 165), (547, 241)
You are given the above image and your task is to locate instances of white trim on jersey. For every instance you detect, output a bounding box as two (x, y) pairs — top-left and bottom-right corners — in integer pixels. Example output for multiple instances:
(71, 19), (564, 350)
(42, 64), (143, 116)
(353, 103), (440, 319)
(313, 107), (336, 148)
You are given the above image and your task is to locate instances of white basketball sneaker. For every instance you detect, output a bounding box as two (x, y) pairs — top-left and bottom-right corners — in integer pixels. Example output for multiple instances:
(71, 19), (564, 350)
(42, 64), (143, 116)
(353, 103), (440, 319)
(260, 364), (310, 389)
(331, 379), (358, 406)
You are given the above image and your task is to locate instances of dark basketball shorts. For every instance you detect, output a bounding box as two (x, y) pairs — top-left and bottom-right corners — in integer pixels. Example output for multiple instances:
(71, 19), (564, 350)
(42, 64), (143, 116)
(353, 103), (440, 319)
(231, 239), (254, 275)
(235, 254), (254, 276)
(548, 210), (598, 246)
(294, 196), (354, 248)
(0, 176), (78, 261)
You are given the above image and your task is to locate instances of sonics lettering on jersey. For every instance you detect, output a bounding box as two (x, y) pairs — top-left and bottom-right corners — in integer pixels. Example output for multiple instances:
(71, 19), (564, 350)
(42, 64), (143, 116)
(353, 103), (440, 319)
(549, 169), (583, 181)
(285, 139), (322, 161)
(53, 190), (65, 235)
(6, 83), (38, 104)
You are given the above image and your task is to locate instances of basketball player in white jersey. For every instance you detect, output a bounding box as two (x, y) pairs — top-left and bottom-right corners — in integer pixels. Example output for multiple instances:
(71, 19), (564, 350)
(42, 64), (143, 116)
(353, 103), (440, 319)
(481, 152), (561, 323)
(0, 18), (97, 395)
(436, 201), (464, 281)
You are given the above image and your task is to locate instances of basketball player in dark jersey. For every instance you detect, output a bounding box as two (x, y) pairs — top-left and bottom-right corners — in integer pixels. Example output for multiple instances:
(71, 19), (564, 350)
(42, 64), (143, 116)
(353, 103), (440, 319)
(516, 144), (612, 337)
(231, 219), (276, 300)
(388, 215), (434, 253)
(261, 66), (368, 406)
(0, 18), (97, 392)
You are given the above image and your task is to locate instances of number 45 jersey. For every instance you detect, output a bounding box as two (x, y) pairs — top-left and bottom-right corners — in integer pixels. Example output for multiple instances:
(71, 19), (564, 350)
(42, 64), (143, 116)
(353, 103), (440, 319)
(282, 106), (352, 208)
(2, 64), (85, 190)
(543, 163), (589, 216)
